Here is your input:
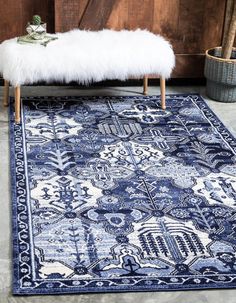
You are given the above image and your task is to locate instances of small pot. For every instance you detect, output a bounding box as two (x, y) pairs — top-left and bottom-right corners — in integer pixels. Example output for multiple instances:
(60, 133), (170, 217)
(204, 47), (236, 102)
(26, 22), (47, 40)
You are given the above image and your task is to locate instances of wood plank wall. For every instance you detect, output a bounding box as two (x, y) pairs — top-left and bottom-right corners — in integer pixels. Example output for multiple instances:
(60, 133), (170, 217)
(0, 0), (54, 41)
(0, 0), (227, 78)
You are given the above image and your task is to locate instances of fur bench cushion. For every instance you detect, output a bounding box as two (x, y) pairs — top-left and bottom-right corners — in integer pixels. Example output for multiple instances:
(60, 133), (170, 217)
(0, 29), (175, 86)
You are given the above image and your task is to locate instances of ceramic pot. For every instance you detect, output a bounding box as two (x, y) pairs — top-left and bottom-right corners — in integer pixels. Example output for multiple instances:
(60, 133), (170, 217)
(26, 23), (47, 40)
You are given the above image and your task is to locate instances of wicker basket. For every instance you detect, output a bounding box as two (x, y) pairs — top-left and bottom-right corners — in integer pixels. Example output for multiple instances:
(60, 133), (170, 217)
(204, 47), (236, 102)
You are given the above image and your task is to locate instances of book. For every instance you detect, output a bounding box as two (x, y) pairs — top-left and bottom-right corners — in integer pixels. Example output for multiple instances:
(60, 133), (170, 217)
(17, 34), (58, 47)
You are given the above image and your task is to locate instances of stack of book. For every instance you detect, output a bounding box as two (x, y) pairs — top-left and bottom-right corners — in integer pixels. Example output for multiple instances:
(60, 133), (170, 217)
(17, 34), (58, 47)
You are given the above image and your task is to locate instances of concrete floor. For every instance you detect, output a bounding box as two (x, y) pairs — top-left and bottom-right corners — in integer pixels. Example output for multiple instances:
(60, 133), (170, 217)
(0, 85), (236, 303)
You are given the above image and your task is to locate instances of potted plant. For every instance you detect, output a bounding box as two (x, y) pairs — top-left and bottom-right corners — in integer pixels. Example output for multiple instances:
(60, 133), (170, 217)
(26, 15), (47, 40)
(204, 0), (236, 102)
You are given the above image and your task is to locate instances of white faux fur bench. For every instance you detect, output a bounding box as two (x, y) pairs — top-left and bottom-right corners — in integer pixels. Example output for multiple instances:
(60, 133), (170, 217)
(0, 29), (175, 123)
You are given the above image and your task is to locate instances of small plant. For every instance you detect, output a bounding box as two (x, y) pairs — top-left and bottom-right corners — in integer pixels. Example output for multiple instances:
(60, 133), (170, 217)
(32, 15), (42, 26)
(26, 14), (46, 40)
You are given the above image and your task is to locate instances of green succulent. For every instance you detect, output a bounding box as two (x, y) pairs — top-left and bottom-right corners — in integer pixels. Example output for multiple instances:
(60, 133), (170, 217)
(32, 15), (42, 25)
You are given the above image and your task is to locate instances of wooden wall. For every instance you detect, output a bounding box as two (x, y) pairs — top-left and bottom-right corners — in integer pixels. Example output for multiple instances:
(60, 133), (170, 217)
(0, 0), (54, 41)
(0, 0), (227, 78)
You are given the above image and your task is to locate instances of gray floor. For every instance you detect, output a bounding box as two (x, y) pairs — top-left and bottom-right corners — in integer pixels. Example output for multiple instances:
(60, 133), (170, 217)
(0, 85), (236, 303)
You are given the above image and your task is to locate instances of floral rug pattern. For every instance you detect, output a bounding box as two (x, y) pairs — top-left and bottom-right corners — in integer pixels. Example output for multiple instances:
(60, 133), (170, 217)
(11, 94), (236, 294)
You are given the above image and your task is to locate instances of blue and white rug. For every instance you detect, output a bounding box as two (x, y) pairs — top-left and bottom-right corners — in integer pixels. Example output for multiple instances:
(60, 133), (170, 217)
(10, 94), (236, 295)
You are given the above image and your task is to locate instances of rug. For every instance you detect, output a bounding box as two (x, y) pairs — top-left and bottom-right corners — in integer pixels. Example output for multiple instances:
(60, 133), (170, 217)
(10, 94), (236, 295)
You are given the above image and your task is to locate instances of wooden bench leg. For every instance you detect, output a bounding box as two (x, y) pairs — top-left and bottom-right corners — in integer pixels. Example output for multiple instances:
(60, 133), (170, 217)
(160, 77), (166, 110)
(3, 80), (9, 107)
(15, 86), (21, 124)
(143, 76), (148, 95)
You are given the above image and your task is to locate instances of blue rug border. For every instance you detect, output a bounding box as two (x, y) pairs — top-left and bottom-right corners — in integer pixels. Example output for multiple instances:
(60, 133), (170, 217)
(9, 93), (236, 295)
(9, 99), (18, 294)
(9, 99), (24, 296)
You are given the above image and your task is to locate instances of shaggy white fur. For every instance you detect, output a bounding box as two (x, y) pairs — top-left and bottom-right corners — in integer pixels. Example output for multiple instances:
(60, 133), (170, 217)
(0, 29), (175, 86)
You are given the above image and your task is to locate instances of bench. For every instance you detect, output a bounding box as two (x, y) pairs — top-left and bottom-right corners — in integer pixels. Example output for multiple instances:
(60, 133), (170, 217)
(0, 29), (175, 123)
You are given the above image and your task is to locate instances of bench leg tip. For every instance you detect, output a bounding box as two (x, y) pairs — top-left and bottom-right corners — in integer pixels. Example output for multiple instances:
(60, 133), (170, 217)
(143, 91), (148, 96)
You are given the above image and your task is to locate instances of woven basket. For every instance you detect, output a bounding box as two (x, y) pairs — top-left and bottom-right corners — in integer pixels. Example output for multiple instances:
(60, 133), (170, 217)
(204, 47), (236, 102)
